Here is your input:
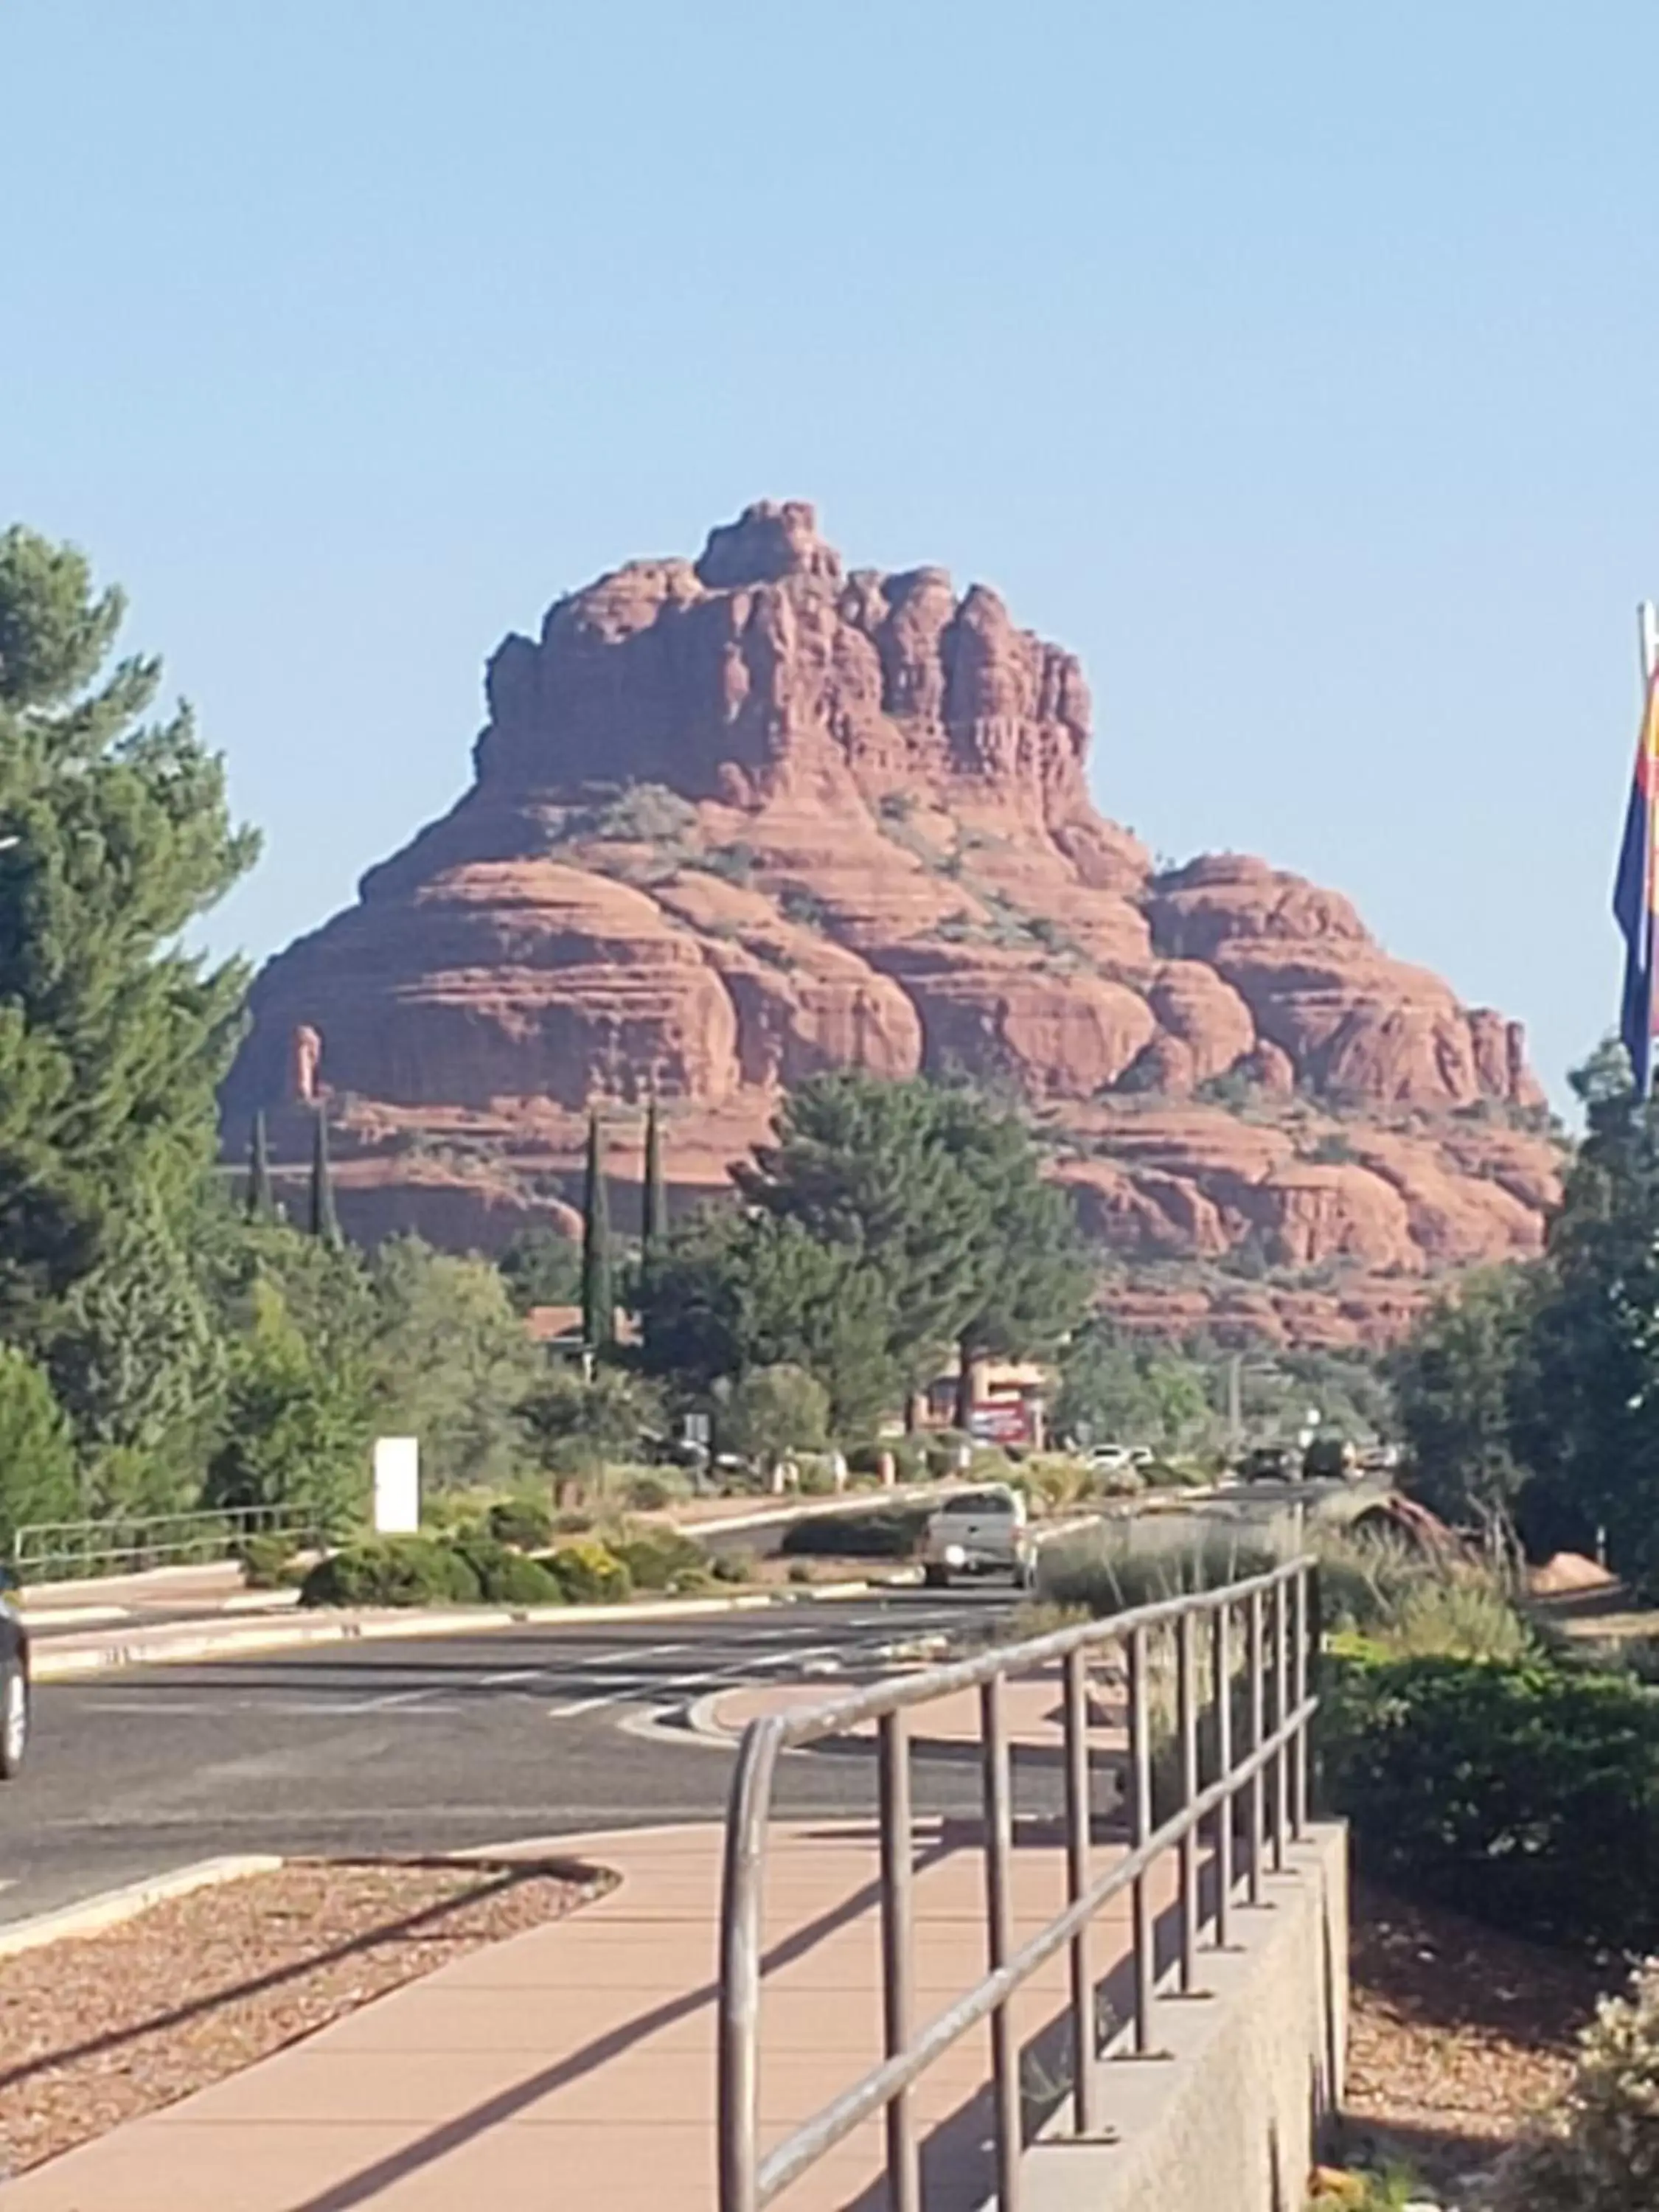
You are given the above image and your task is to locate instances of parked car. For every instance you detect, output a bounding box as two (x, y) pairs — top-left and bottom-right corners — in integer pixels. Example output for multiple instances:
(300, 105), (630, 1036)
(1088, 1444), (1133, 1472)
(0, 1568), (28, 1779)
(920, 1485), (1034, 1589)
(1239, 1444), (1298, 1484)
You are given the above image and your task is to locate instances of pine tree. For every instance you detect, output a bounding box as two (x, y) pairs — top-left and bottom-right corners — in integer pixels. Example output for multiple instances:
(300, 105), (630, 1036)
(580, 1111), (614, 1353)
(246, 1110), (274, 1222)
(308, 1109), (340, 1246)
(641, 1094), (669, 1276)
(0, 525), (258, 1330)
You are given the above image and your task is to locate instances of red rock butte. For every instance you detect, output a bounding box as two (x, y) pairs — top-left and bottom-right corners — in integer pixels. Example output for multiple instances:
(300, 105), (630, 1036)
(222, 501), (1561, 1348)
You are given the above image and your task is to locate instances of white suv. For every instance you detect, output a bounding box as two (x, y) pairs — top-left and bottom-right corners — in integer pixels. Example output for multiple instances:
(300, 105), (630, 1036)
(920, 1486), (1033, 1589)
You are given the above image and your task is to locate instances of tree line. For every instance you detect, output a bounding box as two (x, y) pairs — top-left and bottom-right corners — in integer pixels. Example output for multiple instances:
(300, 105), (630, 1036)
(1388, 1040), (1659, 1585)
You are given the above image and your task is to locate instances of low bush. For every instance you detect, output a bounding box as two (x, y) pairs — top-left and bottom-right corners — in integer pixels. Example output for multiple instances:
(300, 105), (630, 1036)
(1139, 1457), (1208, 1489)
(778, 1507), (929, 1560)
(487, 1495), (554, 1550)
(547, 1537), (632, 1605)
(1324, 1650), (1659, 1953)
(451, 1536), (563, 1604)
(238, 1531), (299, 1589)
(300, 1537), (482, 1609)
(1489, 1956), (1659, 2210)
(924, 1430), (972, 1479)
(786, 1559), (813, 1586)
(552, 1508), (594, 1535)
(1038, 1528), (1279, 1615)
(611, 1526), (704, 1592)
(709, 1549), (754, 1584)
(622, 1471), (682, 1512)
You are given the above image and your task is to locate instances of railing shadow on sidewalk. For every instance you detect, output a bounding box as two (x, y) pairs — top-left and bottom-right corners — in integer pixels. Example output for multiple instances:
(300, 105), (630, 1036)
(0, 1858), (599, 2097)
(282, 1820), (1225, 2212)
(282, 1826), (967, 2212)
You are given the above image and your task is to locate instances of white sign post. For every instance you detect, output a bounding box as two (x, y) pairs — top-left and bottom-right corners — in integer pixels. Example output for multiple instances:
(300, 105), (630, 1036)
(373, 1436), (420, 1535)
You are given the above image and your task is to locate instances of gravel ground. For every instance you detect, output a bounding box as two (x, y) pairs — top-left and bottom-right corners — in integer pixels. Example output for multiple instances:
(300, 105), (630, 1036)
(0, 1856), (605, 2177)
(1339, 1878), (1612, 2191)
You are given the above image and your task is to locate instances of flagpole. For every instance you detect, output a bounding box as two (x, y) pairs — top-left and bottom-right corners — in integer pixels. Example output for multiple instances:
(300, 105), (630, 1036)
(1642, 605), (1659, 1099)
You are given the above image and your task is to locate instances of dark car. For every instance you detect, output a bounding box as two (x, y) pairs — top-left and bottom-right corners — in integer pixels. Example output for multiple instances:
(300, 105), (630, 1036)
(0, 1570), (28, 1778)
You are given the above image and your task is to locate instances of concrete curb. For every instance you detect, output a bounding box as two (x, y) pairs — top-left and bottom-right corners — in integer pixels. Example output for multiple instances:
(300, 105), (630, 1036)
(0, 1855), (284, 1959)
(29, 1580), (875, 1681)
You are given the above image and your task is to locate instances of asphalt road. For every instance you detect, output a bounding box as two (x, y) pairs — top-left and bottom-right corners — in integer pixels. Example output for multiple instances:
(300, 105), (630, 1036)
(0, 1589), (1018, 1925)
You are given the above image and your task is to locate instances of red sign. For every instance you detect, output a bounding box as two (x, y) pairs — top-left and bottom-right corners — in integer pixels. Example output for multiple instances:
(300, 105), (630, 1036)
(969, 1400), (1034, 1444)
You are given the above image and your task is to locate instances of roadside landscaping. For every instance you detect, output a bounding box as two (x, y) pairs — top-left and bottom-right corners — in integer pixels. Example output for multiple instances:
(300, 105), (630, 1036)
(0, 1856), (606, 2179)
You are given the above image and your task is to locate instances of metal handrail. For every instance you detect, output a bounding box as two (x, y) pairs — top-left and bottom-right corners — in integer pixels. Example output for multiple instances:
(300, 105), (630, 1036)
(717, 1556), (1318, 2212)
(10, 1502), (321, 1582)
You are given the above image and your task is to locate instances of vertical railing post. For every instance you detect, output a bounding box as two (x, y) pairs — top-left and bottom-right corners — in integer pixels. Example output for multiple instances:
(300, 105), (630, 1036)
(1212, 1599), (1234, 1950)
(1270, 1574), (1290, 1874)
(1127, 1625), (1155, 2053)
(1175, 1608), (1199, 1992)
(718, 1725), (779, 2212)
(1245, 1588), (1265, 1908)
(1062, 1646), (1099, 2135)
(981, 1673), (1022, 2211)
(878, 1710), (920, 2212)
(1290, 1566), (1310, 1839)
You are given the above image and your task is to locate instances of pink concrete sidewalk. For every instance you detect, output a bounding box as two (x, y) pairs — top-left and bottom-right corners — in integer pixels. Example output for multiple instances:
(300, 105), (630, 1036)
(7, 1815), (1172, 2212)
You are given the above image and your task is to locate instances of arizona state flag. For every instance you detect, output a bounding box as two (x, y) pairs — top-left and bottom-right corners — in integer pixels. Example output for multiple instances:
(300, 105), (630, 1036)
(1614, 663), (1659, 1095)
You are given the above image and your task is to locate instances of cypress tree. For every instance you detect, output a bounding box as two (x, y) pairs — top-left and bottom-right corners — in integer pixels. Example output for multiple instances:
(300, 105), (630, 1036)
(308, 1108), (340, 1246)
(581, 1111), (614, 1352)
(246, 1110), (274, 1222)
(641, 1093), (669, 1274)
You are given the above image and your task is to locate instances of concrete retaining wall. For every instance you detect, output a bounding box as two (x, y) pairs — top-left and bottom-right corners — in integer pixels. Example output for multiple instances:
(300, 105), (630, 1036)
(1021, 1824), (1348, 2212)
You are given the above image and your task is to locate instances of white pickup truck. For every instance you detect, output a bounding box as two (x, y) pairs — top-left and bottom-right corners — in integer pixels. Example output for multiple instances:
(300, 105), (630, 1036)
(919, 1485), (1034, 1590)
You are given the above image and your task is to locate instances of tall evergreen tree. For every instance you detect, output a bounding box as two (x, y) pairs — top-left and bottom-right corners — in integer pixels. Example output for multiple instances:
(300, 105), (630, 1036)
(641, 1093), (669, 1278)
(308, 1109), (340, 1245)
(581, 1111), (614, 1352)
(246, 1110), (274, 1223)
(0, 525), (257, 1329)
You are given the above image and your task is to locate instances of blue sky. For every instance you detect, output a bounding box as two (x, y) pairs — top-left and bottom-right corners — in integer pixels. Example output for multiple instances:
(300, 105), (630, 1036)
(6, 1), (1658, 1105)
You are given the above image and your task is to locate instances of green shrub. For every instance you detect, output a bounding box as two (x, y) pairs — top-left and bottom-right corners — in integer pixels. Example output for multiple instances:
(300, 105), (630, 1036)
(1324, 1651), (1659, 1952)
(611, 1526), (704, 1591)
(300, 1537), (482, 1609)
(1139, 1457), (1208, 1489)
(924, 1430), (972, 1479)
(238, 1531), (299, 1590)
(487, 1495), (554, 1550)
(451, 1535), (563, 1604)
(846, 1437), (926, 1481)
(787, 1559), (813, 1585)
(552, 1508), (594, 1535)
(624, 1470), (684, 1512)
(547, 1537), (632, 1604)
(1489, 1957), (1659, 2210)
(779, 1507), (929, 1560)
(710, 1549), (754, 1584)
(0, 1344), (80, 1553)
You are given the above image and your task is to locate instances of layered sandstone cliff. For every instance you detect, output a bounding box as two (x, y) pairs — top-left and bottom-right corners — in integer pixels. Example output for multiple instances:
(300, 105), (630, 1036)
(222, 501), (1559, 1346)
